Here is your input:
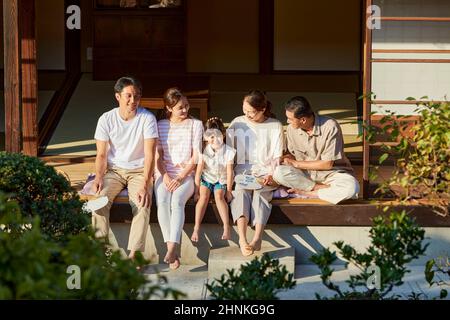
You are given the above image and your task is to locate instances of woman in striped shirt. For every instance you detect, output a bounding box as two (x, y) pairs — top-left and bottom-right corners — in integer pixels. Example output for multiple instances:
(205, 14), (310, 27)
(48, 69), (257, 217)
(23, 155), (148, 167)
(154, 88), (203, 269)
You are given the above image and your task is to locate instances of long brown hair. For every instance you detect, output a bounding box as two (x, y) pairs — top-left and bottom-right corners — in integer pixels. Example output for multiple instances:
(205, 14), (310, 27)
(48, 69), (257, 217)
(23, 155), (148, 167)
(243, 90), (276, 119)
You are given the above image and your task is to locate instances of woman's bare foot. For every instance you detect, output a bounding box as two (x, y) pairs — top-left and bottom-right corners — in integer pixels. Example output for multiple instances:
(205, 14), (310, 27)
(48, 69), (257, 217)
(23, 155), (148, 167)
(169, 255), (180, 270)
(221, 227), (231, 240)
(191, 228), (200, 242)
(249, 239), (262, 251)
(164, 250), (177, 264)
(163, 252), (171, 264)
(239, 240), (254, 256)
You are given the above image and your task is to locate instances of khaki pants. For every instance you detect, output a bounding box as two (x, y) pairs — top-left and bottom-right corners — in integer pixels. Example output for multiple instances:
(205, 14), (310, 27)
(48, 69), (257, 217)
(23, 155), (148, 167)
(92, 167), (152, 252)
(273, 165), (359, 204)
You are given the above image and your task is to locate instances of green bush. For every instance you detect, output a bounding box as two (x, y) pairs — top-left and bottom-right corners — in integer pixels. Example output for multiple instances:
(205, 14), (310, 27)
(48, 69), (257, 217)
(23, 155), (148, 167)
(310, 210), (427, 300)
(361, 99), (450, 216)
(0, 152), (90, 241)
(425, 255), (449, 300)
(206, 253), (296, 300)
(0, 192), (185, 300)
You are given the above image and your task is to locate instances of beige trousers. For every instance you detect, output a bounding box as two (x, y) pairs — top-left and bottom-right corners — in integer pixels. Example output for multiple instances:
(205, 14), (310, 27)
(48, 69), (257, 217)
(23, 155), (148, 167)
(92, 167), (152, 252)
(273, 165), (359, 204)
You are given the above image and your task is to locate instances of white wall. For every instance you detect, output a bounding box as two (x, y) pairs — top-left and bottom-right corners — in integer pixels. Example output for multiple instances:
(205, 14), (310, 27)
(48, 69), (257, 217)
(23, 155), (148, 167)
(372, 0), (450, 114)
(274, 0), (361, 71)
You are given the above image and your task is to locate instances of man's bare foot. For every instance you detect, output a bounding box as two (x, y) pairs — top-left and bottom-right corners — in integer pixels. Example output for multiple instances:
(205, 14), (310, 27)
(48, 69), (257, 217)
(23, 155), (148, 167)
(249, 239), (262, 251)
(312, 183), (330, 191)
(191, 228), (200, 242)
(239, 240), (254, 256)
(169, 256), (180, 270)
(287, 188), (319, 198)
(221, 227), (231, 240)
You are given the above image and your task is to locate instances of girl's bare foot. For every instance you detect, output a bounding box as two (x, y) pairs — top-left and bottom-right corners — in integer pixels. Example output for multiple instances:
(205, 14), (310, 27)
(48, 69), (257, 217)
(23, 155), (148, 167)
(239, 240), (254, 256)
(191, 228), (200, 242)
(221, 227), (231, 240)
(249, 239), (262, 251)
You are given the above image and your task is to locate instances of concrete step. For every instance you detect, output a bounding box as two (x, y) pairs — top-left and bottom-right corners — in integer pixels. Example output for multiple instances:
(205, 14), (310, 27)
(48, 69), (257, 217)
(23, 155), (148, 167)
(207, 246), (295, 281)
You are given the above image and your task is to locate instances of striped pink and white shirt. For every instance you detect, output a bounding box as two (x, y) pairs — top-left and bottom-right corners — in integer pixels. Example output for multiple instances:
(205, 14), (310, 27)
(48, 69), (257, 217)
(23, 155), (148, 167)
(156, 118), (203, 178)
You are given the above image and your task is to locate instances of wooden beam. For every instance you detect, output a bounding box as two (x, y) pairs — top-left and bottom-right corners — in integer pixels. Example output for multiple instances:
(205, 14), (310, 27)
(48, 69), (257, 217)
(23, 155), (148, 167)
(107, 200), (450, 227)
(379, 17), (450, 22)
(3, 0), (21, 153)
(372, 58), (450, 63)
(373, 49), (450, 54)
(20, 0), (38, 156)
(362, 0), (373, 199)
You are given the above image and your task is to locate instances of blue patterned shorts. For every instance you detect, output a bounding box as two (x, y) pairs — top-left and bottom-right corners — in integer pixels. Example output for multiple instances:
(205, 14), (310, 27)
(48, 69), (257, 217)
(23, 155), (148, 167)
(200, 177), (227, 192)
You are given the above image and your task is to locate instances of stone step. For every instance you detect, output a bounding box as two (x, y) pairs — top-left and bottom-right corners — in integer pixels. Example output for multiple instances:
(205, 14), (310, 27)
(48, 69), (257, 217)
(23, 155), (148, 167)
(207, 246), (295, 281)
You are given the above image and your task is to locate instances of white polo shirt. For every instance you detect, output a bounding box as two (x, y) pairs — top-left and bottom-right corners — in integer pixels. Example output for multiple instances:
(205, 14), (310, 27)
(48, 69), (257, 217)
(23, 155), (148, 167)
(201, 144), (236, 185)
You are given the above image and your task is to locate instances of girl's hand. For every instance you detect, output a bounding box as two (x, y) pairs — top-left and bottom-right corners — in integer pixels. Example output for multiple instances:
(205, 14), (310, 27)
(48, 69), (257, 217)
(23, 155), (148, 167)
(226, 190), (233, 203)
(194, 191), (200, 202)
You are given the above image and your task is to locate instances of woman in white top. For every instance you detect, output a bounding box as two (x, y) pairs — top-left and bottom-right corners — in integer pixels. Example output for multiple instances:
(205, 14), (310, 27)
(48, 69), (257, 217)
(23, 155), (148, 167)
(155, 87), (203, 269)
(226, 90), (284, 256)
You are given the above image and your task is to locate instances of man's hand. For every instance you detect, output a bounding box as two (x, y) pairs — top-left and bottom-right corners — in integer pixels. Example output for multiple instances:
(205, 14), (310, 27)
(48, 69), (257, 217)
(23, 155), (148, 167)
(137, 187), (150, 208)
(91, 177), (103, 194)
(281, 153), (295, 162)
(282, 157), (296, 167)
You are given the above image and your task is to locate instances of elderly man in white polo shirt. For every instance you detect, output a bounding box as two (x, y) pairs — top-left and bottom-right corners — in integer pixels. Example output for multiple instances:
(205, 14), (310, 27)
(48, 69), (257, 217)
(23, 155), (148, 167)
(273, 96), (359, 204)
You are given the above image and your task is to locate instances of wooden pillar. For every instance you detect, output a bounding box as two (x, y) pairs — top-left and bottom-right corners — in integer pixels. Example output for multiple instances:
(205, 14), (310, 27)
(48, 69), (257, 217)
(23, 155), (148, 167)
(362, 0), (373, 198)
(259, 0), (274, 74)
(20, 0), (38, 156)
(3, 0), (21, 153)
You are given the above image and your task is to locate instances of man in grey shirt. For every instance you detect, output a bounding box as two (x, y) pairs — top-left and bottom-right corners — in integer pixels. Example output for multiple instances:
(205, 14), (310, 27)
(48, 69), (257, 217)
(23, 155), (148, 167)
(273, 96), (359, 204)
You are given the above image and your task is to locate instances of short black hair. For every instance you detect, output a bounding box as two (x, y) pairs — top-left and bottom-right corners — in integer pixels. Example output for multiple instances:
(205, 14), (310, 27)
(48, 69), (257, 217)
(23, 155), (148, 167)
(284, 96), (313, 118)
(114, 76), (142, 94)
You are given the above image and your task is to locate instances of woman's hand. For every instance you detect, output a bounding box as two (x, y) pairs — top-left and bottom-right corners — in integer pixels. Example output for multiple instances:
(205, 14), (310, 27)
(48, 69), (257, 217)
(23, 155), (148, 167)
(262, 175), (275, 186)
(163, 173), (172, 189)
(166, 175), (183, 192)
